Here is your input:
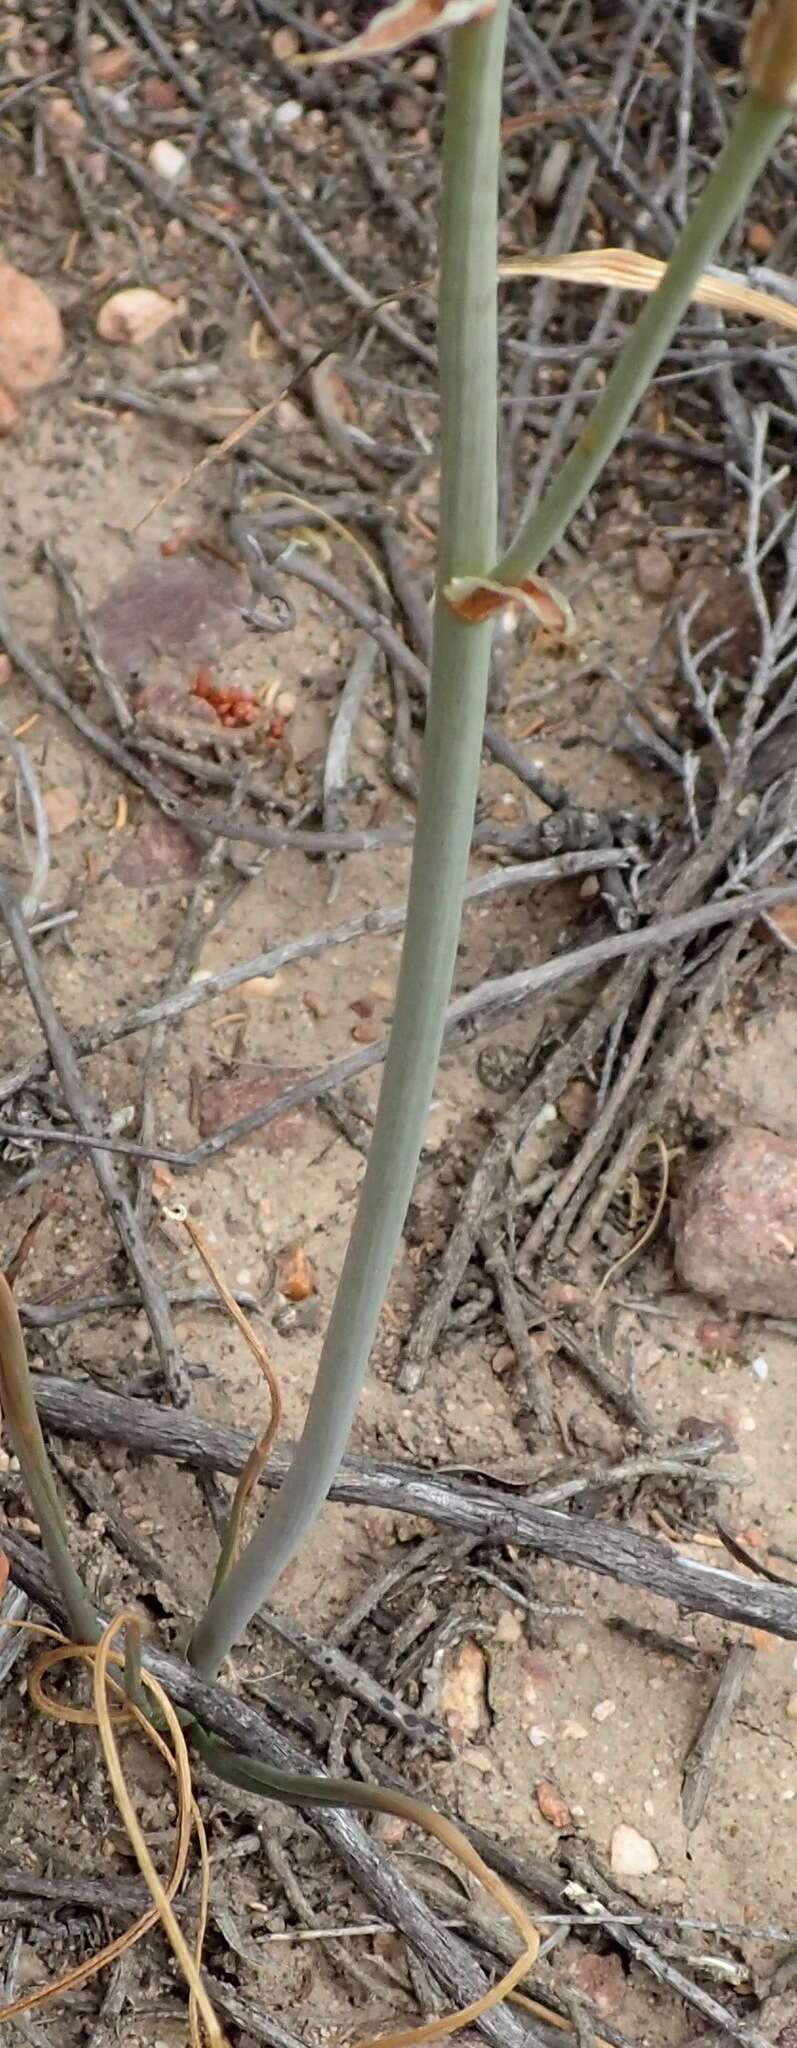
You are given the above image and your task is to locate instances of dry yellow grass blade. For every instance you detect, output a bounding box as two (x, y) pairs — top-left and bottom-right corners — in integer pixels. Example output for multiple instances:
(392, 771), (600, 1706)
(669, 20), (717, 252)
(162, 1203), (283, 1591)
(499, 245), (797, 334)
(0, 1615), (222, 2039)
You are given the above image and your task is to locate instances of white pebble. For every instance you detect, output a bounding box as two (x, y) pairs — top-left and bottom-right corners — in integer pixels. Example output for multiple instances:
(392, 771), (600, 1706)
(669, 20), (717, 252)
(274, 98), (302, 127)
(148, 138), (187, 182)
(751, 1355), (769, 1382)
(527, 1725), (551, 1748)
(610, 1825), (659, 1878)
(592, 1699), (616, 1723)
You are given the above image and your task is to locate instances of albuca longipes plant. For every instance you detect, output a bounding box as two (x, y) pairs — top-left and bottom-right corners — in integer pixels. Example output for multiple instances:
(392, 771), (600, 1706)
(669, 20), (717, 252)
(2, 2), (797, 2042)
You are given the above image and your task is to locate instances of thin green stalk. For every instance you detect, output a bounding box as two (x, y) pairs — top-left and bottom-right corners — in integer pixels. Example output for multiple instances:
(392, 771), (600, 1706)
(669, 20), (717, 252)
(189, 2), (509, 1678)
(0, 1273), (99, 1644)
(490, 89), (791, 590)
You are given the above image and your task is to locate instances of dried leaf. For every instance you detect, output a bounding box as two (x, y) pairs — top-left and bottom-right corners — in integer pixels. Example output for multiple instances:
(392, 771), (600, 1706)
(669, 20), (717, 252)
(444, 572), (573, 634)
(97, 286), (184, 345)
(193, 1063), (312, 1155)
(43, 785), (81, 835)
(500, 245), (797, 337)
(113, 815), (201, 886)
(0, 259), (63, 397)
(295, 0), (495, 65)
(439, 1638), (487, 1744)
(278, 1245), (315, 1302)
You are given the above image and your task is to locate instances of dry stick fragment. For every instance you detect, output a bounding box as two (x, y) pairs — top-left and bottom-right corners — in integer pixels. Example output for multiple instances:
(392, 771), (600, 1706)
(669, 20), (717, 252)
(219, 130), (437, 372)
(523, 1316), (651, 1436)
(0, 583), (410, 858)
(478, 1223), (554, 1431)
(323, 636), (380, 836)
(164, 1206), (282, 1595)
(258, 1605), (449, 1755)
(561, 1844), (773, 2048)
(399, 981), (657, 1394)
(1, 885), (794, 1175)
(0, 866), (192, 1408)
(681, 1641), (755, 1833)
(527, 959), (680, 1258)
(87, 130), (295, 351)
(44, 540), (132, 734)
(0, 717), (50, 920)
(263, 1834), (408, 2012)
(0, 1529), (779, 2048)
(134, 840), (230, 1228)
(571, 921), (751, 1253)
(248, 531), (574, 802)
(592, 1134), (670, 1306)
(4, 1550), (536, 2048)
(27, 1378), (797, 1637)
(0, 851), (635, 1110)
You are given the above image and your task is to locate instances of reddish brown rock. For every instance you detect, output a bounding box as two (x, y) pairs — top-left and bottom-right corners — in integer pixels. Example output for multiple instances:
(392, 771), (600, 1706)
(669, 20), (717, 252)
(676, 565), (759, 677)
(673, 1125), (797, 1314)
(634, 542), (674, 599)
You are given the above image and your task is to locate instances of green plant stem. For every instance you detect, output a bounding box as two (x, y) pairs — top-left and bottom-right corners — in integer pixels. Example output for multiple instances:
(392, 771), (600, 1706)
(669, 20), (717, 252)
(490, 89), (791, 589)
(189, 2), (509, 1679)
(0, 1274), (99, 1644)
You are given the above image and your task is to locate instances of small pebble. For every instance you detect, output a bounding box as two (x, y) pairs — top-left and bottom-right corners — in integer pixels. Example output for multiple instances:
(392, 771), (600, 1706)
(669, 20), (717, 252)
(527, 1725), (551, 1748)
(751, 1355), (769, 1382)
(610, 1824), (659, 1877)
(785, 1693), (797, 1720)
(634, 542), (674, 599)
(536, 138), (572, 209)
(536, 1781), (572, 1828)
(148, 138), (187, 182)
(494, 1608), (522, 1645)
(592, 1699), (616, 1723)
(561, 1720), (589, 1741)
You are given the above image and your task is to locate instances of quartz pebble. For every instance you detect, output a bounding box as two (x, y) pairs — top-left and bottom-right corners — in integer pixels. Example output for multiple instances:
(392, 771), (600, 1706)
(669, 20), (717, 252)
(610, 1824), (659, 1877)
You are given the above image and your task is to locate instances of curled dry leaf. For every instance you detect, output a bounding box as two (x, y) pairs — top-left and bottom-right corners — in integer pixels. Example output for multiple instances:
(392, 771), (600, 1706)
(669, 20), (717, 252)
(43, 785), (81, 835)
(295, 0), (495, 65)
(278, 1245), (315, 1302)
(500, 246), (797, 337)
(97, 287), (184, 346)
(0, 260), (63, 398)
(444, 572), (574, 635)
